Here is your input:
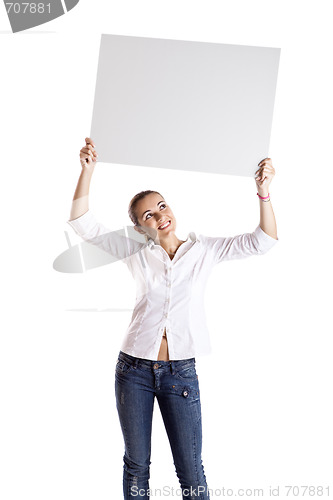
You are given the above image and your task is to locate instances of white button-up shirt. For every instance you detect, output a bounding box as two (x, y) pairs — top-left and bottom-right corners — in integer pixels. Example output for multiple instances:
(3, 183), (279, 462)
(67, 210), (278, 360)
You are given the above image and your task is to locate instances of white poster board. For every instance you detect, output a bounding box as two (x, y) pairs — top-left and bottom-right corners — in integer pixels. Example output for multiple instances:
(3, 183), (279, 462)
(91, 34), (280, 177)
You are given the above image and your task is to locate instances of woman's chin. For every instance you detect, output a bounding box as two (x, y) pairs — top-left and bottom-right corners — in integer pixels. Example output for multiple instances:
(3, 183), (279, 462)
(159, 227), (175, 239)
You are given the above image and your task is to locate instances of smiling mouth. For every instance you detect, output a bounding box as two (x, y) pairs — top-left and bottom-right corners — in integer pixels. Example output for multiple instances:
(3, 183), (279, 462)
(158, 220), (171, 230)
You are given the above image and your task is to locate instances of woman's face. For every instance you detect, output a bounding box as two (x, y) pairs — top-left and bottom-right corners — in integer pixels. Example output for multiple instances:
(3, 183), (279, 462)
(134, 193), (176, 240)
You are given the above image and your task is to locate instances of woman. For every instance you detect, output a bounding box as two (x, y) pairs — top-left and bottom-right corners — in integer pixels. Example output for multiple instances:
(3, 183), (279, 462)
(68, 137), (278, 499)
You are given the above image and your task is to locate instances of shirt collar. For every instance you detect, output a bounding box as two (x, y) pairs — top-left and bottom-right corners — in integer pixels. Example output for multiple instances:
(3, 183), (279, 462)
(147, 232), (200, 249)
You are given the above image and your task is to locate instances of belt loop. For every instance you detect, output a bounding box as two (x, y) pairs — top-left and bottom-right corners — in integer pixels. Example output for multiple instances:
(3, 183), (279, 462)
(133, 357), (139, 369)
(170, 361), (175, 375)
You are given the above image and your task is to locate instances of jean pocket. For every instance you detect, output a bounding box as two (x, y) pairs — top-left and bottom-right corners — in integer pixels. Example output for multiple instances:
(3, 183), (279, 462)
(174, 363), (198, 381)
(115, 359), (133, 375)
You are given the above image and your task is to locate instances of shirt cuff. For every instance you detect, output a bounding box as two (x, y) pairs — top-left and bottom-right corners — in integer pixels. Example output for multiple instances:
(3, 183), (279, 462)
(253, 224), (278, 253)
(67, 210), (101, 237)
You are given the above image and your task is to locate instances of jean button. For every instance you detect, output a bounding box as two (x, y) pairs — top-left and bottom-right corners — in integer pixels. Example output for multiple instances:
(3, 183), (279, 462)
(153, 363), (159, 369)
(182, 390), (189, 397)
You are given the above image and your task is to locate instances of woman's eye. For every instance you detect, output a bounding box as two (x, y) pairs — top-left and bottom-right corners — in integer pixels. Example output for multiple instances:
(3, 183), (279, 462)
(146, 205), (166, 220)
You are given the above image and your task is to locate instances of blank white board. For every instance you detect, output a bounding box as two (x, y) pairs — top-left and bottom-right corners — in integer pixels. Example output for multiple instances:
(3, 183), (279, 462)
(90, 34), (280, 177)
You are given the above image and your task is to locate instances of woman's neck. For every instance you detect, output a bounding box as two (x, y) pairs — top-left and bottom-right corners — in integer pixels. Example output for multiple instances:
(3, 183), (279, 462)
(159, 235), (186, 258)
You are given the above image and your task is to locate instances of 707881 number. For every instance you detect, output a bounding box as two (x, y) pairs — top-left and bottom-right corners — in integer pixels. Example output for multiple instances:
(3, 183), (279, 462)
(5, 3), (51, 14)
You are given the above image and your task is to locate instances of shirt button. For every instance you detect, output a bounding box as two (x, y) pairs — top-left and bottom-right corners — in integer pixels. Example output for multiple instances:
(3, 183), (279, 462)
(166, 299), (169, 303)
(164, 313), (168, 318)
(166, 282), (171, 287)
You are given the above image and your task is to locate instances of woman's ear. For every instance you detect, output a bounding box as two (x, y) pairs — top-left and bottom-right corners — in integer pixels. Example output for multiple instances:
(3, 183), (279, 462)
(134, 225), (146, 235)
(134, 224), (158, 242)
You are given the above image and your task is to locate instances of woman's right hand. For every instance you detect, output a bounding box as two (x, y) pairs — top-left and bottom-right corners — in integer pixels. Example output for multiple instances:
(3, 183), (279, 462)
(79, 137), (98, 171)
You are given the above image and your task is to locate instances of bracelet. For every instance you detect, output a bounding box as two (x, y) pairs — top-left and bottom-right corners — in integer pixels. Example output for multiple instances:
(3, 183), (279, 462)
(257, 192), (270, 200)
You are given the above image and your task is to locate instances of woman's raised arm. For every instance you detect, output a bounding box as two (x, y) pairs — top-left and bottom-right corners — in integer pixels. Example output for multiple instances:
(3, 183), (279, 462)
(69, 137), (98, 221)
(66, 137), (146, 265)
(255, 157), (278, 240)
(196, 158), (278, 266)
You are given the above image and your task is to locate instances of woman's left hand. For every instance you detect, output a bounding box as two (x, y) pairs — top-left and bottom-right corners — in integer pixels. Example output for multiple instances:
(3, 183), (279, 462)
(255, 158), (275, 193)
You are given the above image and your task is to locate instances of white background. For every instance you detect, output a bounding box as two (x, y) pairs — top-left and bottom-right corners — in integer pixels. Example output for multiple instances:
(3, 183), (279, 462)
(1, 1), (332, 499)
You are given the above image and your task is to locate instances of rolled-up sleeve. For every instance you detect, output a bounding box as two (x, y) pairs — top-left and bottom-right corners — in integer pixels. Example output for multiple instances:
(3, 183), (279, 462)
(67, 210), (105, 238)
(67, 210), (146, 262)
(204, 225), (278, 265)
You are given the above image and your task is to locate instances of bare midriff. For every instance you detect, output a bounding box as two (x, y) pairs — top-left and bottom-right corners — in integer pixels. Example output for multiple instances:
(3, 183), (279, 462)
(157, 327), (169, 361)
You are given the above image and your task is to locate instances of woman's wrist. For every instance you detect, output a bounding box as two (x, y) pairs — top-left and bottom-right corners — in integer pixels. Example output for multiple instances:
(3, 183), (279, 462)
(257, 188), (269, 197)
(257, 190), (271, 202)
(81, 165), (95, 177)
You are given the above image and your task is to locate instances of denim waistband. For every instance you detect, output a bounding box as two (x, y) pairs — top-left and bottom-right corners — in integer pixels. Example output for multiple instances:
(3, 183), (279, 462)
(118, 350), (195, 369)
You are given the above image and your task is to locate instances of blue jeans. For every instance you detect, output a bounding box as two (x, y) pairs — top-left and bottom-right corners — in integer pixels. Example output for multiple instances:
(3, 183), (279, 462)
(115, 350), (210, 499)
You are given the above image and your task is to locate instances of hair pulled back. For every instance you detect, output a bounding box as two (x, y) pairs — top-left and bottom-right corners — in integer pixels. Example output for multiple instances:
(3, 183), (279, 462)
(128, 190), (163, 226)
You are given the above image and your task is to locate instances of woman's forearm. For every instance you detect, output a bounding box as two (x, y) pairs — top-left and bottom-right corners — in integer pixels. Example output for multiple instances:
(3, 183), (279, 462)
(69, 167), (95, 221)
(257, 188), (278, 240)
